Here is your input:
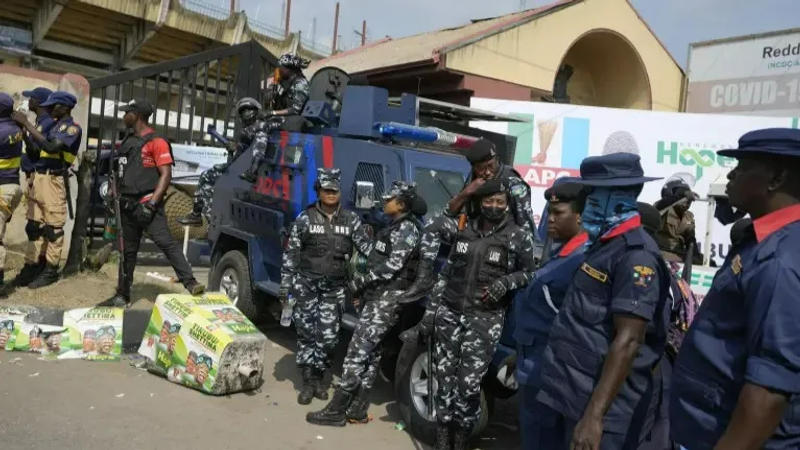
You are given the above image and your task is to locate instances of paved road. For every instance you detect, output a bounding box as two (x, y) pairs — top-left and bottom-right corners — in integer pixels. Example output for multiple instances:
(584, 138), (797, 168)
(0, 321), (520, 450)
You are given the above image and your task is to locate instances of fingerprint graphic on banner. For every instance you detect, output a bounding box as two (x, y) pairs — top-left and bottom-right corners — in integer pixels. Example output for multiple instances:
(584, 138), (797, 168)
(561, 117), (590, 169)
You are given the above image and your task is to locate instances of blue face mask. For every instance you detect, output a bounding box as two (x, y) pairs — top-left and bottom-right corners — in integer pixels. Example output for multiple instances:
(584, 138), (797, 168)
(582, 186), (640, 243)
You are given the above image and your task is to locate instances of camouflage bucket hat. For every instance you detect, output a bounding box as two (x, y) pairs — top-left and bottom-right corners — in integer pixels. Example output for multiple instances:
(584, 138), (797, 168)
(317, 168), (341, 191)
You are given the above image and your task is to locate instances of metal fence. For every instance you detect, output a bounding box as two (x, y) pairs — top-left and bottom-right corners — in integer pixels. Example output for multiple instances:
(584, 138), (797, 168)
(85, 40), (278, 234)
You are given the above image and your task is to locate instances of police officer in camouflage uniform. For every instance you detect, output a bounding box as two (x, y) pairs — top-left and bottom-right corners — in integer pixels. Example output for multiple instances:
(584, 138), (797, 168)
(179, 97), (265, 225)
(307, 181), (424, 427)
(280, 168), (373, 405)
(418, 178), (535, 450)
(402, 138), (534, 302)
(239, 53), (310, 183)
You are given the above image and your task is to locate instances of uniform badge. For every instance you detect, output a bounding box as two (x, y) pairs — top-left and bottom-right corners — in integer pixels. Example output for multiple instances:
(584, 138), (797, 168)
(405, 234), (417, 246)
(731, 254), (742, 275)
(581, 262), (608, 283)
(511, 184), (527, 197)
(58, 124), (67, 132)
(67, 126), (78, 136)
(633, 265), (655, 288)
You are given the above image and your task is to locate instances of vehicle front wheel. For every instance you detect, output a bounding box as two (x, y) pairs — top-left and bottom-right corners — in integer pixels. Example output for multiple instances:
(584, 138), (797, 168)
(394, 337), (490, 444)
(208, 250), (262, 320)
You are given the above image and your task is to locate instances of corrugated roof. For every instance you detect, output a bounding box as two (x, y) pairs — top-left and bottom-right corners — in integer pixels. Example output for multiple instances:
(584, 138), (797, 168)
(307, 0), (578, 76)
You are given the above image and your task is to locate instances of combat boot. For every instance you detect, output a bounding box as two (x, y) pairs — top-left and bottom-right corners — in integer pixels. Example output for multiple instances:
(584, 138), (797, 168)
(185, 280), (205, 296)
(12, 263), (40, 287)
(306, 387), (355, 427)
(345, 387), (370, 424)
(177, 211), (203, 226)
(452, 424), (471, 450)
(400, 260), (436, 303)
(312, 369), (329, 400)
(99, 293), (131, 308)
(434, 422), (451, 450)
(297, 367), (315, 405)
(27, 264), (59, 289)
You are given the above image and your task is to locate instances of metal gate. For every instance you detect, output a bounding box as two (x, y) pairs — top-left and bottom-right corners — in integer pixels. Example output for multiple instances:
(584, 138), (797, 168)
(85, 40), (278, 236)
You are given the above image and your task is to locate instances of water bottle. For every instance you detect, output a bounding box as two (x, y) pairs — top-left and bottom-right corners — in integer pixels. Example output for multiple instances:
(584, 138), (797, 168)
(103, 216), (117, 241)
(280, 296), (294, 327)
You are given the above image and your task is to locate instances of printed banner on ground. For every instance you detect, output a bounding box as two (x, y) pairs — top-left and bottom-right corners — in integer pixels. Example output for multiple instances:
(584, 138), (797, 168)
(61, 307), (124, 361)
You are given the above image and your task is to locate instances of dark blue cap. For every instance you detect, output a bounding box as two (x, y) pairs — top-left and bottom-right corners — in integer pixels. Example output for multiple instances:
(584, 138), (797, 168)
(718, 128), (800, 158)
(0, 93), (13, 112)
(571, 152), (661, 187)
(40, 91), (77, 108)
(22, 87), (53, 104)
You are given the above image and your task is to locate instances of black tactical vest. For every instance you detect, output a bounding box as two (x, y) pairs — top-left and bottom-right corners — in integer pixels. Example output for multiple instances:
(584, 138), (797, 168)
(298, 207), (354, 280)
(365, 215), (421, 293)
(117, 132), (174, 196)
(443, 218), (517, 312)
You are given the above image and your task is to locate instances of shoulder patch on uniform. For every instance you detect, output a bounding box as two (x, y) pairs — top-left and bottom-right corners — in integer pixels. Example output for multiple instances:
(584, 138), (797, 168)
(633, 265), (655, 288)
(67, 126), (79, 136)
(731, 254), (742, 275)
(405, 233), (418, 246)
(510, 183), (527, 196)
(581, 262), (608, 283)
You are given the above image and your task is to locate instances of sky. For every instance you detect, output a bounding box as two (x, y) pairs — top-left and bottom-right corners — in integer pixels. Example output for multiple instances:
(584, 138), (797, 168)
(234, 0), (800, 68)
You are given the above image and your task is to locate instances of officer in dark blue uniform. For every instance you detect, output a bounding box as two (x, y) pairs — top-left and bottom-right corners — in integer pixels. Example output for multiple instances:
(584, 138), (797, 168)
(14, 87), (56, 286)
(514, 181), (588, 450)
(0, 93), (24, 289)
(671, 128), (800, 450)
(534, 153), (671, 450)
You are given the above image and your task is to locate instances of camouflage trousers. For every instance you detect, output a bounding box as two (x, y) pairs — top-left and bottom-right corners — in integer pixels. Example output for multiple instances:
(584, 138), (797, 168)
(193, 163), (228, 219)
(433, 305), (504, 429)
(340, 294), (403, 391)
(291, 276), (346, 371)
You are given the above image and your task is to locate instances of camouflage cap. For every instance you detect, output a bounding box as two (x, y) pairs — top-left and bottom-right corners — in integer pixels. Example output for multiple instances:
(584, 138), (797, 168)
(316, 168), (341, 191)
(382, 181), (417, 203)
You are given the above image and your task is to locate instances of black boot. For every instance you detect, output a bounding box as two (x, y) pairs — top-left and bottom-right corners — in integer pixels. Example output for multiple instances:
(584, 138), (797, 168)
(400, 259), (436, 303)
(177, 210), (203, 226)
(452, 424), (471, 450)
(185, 280), (205, 296)
(99, 293), (131, 308)
(297, 367), (315, 405)
(12, 263), (40, 287)
(435, 422), (452, 450)
(312, 369), (329, 400)
(306, 387), (355, 427)
(27, 264), (59, 289)
(346, 387), (370, 424)
(239, 159), (260, 183)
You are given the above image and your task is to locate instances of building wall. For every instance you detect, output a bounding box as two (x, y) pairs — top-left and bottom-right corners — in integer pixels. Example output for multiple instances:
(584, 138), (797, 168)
(444, 0), (684, 111)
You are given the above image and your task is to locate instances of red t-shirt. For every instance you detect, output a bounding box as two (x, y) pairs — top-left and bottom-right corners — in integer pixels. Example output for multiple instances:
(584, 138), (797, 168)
(141, 128), (173, 167)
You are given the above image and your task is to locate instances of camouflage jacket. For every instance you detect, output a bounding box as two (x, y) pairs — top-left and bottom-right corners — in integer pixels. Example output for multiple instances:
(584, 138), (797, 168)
(281, 204), (373, 289)
(276, 75), (310, 116)
(363, 214), (422, 286)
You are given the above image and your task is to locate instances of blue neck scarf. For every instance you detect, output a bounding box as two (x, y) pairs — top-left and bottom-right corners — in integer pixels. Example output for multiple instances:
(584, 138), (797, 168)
(582, 186), (641, 244)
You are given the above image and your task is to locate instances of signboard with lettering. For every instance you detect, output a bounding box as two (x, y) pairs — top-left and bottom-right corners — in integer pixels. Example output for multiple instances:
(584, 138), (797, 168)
(687, 28), (800, 117)
(470, 97), (795, 266)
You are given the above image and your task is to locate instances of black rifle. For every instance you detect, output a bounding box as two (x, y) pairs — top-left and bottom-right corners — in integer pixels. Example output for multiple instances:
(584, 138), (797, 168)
(109, 148), (126, 293)
(59, 150), (74, 220)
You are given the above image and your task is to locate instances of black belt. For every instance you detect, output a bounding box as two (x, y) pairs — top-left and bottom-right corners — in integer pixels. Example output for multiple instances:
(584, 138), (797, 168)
(35, 168), (67, 175)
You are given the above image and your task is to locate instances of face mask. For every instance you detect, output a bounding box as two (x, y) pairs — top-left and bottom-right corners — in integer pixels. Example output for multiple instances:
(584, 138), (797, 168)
(481, 205), (507, 223)
(240, 109), (258, 126)
(581, 186), (640, 243)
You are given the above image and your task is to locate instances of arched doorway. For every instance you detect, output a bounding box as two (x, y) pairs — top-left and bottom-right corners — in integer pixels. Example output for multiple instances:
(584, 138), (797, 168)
(554, 30), (652, 109)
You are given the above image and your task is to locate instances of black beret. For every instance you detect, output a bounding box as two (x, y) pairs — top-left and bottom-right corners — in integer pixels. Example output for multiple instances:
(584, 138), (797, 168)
(464, 139), (497, 164)
(543, 182), (587, 203)
(472, 178), (508, 198)
(637, 202), (661, 236)
(411, 195), (428, 216)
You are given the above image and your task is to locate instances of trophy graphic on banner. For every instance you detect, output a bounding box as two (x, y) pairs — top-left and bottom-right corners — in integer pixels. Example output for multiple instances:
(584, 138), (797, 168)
(533, 119), (558, 164)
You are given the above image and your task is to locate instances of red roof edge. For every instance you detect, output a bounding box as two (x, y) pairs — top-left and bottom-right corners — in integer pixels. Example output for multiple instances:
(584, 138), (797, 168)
(433, 0), (579, 59)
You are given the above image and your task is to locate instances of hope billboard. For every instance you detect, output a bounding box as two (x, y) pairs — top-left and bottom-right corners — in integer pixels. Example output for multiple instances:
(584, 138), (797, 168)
(687, 28), (800, 117)
(470, 97), (796, 266)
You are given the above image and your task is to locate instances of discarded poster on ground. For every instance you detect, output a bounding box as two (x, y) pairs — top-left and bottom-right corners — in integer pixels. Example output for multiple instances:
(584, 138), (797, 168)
(139, 293), (267, 395)
(60, 307), (124, 361)
(0, 311), (26, 351)
(12, 323), (68, 357)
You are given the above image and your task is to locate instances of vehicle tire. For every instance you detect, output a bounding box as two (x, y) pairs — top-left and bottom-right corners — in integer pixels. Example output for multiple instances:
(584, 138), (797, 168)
(208, 250), (261, 320)
(163, 187), (208, 241)
(394, 338), (491, 444)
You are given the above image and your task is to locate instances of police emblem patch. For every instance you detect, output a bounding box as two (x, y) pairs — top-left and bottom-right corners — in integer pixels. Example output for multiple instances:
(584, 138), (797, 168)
(67, 126), (78, 136)
(511, 184), (527, 196)
(581, 262), (608, 283)
(633, 265), (655, 288)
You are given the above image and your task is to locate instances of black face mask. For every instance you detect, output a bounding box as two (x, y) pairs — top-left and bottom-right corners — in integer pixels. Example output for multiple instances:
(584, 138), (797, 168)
(481, 205), (507, 223)
(240, 109), (258, 126)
